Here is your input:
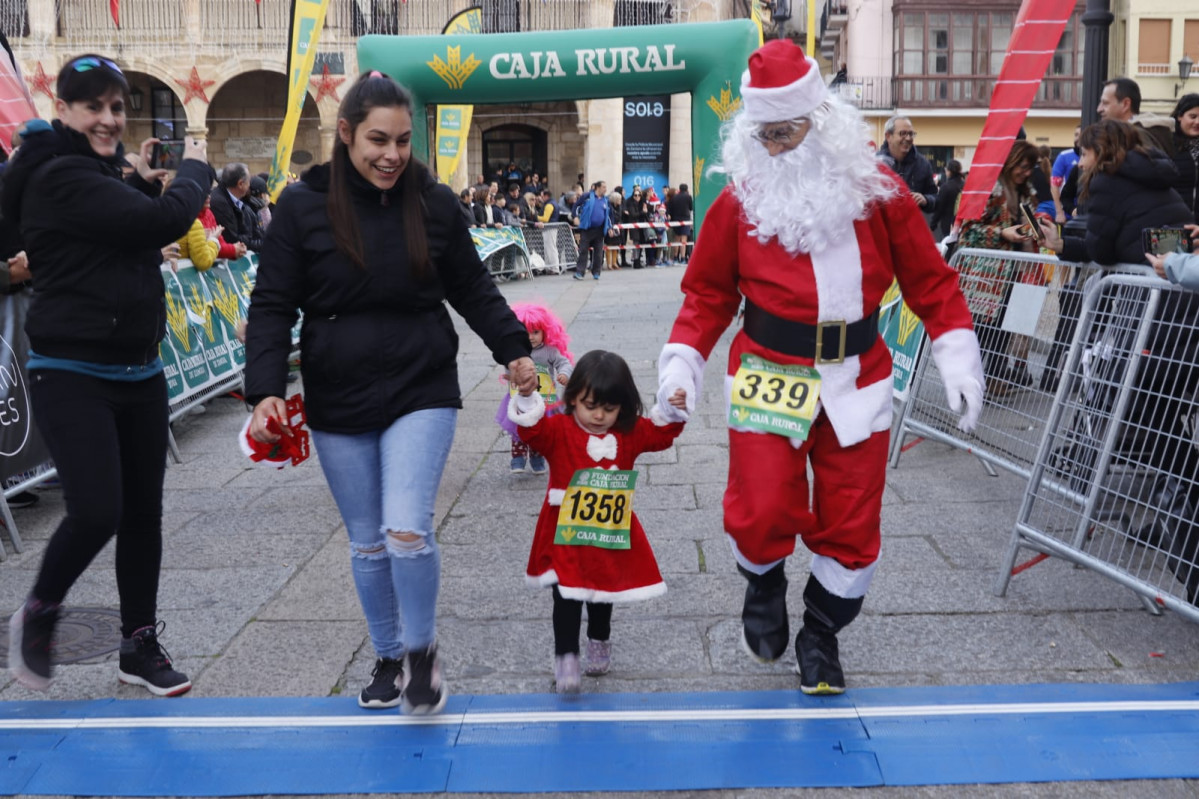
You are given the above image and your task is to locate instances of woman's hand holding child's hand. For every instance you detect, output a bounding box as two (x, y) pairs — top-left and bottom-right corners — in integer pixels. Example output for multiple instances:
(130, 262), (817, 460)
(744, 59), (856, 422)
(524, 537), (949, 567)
(508, 357), (538, 395)
(667, 388), (687, 409)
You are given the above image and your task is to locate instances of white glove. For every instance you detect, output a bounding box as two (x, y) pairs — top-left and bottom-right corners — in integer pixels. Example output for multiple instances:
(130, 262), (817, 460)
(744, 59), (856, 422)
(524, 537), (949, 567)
(656, 342), (705, 423)
(931, 328), (985, 433)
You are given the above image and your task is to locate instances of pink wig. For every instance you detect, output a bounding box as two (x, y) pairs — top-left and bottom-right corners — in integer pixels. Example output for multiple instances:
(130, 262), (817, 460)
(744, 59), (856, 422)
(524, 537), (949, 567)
(511, 301), (574, 363)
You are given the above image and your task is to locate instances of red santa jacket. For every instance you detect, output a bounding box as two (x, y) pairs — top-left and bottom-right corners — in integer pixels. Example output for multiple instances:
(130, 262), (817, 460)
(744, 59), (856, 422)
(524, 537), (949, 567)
(665, 175), (974, 447)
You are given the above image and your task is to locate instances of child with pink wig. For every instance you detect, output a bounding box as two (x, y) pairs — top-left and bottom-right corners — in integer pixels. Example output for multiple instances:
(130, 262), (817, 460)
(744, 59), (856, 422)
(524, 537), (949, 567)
(497, 302), (574, 473)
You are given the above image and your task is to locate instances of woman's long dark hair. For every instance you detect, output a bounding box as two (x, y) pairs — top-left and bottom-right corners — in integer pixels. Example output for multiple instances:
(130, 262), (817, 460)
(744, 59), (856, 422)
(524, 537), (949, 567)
(562, 350), (643, 434)
(1078, 119), (1149, 201)
(327, 71), (430, 280)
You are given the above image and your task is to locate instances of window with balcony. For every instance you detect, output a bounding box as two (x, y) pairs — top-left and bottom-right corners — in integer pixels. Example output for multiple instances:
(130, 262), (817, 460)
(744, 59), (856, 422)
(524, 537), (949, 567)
(892, 8), (1081, 109)
(1186, 20), (1199, 67)
(1138, 19), (1172, 75)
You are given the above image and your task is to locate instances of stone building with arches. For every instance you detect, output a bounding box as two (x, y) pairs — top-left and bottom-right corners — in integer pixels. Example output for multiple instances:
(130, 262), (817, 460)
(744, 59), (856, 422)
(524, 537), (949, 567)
(3, 0), (759, 195)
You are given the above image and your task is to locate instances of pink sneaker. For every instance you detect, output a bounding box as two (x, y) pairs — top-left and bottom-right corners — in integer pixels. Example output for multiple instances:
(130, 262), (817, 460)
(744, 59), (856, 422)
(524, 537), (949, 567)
(553, 653), (581, 694)
(584, 638), (611, 676)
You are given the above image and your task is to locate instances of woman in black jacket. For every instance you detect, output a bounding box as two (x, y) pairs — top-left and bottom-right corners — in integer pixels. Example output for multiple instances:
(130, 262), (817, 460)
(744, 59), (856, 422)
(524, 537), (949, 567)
(1042, 119), (1191, 265)
(622, 187), (650, 268)
(929, 159), (963, 240)
(3, 55), (208, 696)
(1170, 93), (1199, 222)
(244, 72), (535, 714)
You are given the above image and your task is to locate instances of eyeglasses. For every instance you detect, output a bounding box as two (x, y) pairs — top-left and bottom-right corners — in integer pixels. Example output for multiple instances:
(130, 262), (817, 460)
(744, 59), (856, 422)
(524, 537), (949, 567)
(895, 130), (916, 139)
(752, 118), (811, 145)
(68, 56), (124, 75)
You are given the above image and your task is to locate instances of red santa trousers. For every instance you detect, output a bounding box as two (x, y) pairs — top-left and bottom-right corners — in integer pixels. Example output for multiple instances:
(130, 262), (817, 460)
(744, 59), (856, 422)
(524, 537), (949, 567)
(724, 413), (887, 571)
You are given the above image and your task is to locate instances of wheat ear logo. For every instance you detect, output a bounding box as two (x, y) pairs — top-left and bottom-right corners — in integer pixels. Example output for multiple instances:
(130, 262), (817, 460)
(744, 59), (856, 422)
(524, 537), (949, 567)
(211, 280), (242, 327)
(187, 285), (215, 342)
(897, 303), (920, 346)
(165, 292), (190, 350)
(428, 46), (481, 90)
(706, 81), (741, 122)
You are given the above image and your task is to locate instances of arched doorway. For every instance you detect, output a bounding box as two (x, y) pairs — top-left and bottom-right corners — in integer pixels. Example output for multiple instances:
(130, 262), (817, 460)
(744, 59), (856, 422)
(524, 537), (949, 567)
(206, 70), (320, 178)
(482, 123), (546, 187)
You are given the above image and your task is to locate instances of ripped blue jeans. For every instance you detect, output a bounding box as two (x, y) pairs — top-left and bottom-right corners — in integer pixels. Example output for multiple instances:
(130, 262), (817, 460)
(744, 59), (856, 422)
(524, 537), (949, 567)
(311, 408), (457, 659)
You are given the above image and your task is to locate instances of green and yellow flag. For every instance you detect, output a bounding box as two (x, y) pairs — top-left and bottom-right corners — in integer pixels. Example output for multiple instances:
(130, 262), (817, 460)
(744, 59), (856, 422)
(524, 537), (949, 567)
(268, 0), (331, 202)
(434, 6), (482, 186)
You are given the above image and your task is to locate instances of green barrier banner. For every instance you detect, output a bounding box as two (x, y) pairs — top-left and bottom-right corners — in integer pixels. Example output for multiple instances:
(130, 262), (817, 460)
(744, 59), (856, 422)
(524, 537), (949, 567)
(162, 268), (212, 392)
(470, 226), (528, 261)
(878, 280), (926, 401)
(173, 264), (235, 381)
(159, 335), (187, 402)
(202, 264), (248, 368)
(225, 253), (257, 307)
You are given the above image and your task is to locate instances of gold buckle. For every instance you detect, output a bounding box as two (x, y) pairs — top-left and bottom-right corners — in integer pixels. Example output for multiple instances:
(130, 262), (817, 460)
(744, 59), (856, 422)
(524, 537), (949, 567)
(815, 320), (847, 365)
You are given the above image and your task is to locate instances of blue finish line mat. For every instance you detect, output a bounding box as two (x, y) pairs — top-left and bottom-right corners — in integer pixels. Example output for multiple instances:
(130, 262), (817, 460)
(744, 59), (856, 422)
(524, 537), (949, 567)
(2, 682), (1198, 795)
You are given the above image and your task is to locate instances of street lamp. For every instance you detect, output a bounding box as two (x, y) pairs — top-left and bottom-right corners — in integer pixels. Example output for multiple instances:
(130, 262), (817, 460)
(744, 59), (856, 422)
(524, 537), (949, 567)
(1177, 54), (1194, 98)
(128, 86), (143, 112)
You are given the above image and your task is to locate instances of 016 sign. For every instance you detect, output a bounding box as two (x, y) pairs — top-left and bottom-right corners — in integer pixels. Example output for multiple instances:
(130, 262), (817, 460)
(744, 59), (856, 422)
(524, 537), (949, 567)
(622, 94), (670, 193)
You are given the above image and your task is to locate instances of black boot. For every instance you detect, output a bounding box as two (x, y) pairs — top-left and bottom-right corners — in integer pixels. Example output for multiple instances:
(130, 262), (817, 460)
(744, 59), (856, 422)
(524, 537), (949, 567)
(737, 562), (789, 663)
(795, 575), (863, 696)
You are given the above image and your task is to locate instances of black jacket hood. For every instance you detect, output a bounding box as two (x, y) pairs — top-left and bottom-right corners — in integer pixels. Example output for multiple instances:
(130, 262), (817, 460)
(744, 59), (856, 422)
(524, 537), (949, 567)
(1114, 149), (1180, 191)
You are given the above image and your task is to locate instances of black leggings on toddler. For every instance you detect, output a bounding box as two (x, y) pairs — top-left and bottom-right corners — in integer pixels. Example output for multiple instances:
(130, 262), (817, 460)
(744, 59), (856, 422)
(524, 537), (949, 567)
(552, 586), (612, 655)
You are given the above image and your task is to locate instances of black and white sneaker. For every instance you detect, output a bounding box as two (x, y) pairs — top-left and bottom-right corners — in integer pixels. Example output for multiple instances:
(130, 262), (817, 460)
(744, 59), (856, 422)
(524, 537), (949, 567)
(8, 600), (59, 691)
(359, 657), (404, 709)
(402, 643), (447, 715)
(117, 622), (192, 697)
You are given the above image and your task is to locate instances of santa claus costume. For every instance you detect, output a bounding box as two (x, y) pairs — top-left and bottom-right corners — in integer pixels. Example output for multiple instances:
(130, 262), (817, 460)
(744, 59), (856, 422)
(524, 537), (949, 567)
(509, 350), (685, 691)
(656, 40), (984, 694)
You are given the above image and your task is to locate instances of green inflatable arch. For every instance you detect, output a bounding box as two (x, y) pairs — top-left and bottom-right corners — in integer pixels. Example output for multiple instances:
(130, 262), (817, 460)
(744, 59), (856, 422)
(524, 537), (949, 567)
(357, 20), (760, 228)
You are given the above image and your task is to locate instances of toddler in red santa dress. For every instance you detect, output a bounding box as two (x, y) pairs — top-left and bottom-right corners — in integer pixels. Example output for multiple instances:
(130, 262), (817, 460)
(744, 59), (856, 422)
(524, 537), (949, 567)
(508, 350), (688, 693)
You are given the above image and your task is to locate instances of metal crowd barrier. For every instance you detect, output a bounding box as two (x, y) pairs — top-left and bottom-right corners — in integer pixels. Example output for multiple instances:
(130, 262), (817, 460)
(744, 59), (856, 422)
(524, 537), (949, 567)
(485, 245), (533, 282)
(995, 273), (1199, 621)
(522, 222), (579, 275)
(890, 247), (1140, 479)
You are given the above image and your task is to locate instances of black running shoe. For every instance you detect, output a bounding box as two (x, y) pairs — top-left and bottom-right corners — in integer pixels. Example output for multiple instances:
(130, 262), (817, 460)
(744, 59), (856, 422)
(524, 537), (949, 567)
(402, 643), (447, 715)
(359, 657), (404, 709)
(795, 626), (845, 695)
(8, 600), (59, 691)
(118, 622), (192, 697)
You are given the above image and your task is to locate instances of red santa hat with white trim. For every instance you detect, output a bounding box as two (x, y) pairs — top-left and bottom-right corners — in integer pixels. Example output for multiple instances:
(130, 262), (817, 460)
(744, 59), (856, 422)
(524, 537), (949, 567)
(739, 39), (829, 123)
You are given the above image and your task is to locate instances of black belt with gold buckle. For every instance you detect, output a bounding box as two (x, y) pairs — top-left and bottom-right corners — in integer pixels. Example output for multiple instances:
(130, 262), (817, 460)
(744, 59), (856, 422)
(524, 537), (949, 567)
(742, 298), (881, 365)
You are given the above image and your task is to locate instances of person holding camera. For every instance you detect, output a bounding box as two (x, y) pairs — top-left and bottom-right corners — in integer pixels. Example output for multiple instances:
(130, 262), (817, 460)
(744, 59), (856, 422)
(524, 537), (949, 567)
(3, 54), (208, 695)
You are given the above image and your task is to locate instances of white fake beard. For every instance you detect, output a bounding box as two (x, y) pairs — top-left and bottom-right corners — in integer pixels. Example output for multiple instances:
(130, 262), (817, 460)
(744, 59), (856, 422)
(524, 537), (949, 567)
(716, 99), (896, 255)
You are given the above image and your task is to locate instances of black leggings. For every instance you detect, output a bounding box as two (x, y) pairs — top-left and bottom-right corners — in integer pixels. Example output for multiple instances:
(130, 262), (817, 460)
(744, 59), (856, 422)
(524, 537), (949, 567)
(29, 370), (169, 637)
(551, 586), (612, 656)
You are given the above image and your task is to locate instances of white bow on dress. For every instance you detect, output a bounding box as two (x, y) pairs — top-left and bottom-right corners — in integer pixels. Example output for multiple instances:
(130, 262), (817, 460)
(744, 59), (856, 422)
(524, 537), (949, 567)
(586, 434), (617, 462)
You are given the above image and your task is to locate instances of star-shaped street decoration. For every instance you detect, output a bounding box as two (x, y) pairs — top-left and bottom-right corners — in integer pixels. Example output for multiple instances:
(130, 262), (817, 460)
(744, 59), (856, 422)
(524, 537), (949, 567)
(27, 62), (54, 100)
(310, 64), (345, 104)
(176, 66), (215, 105)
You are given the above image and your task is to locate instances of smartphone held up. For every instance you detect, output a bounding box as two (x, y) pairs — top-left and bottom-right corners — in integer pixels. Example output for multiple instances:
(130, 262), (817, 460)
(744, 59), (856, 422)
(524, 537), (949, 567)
(151, 139), (186, 171)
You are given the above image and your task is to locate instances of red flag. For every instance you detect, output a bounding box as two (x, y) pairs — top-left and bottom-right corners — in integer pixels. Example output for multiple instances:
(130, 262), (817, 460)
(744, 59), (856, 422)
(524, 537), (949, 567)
(0, 33), (38, 157)
(955, 0), (1075, 224)
(110, 0), (119, 26)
